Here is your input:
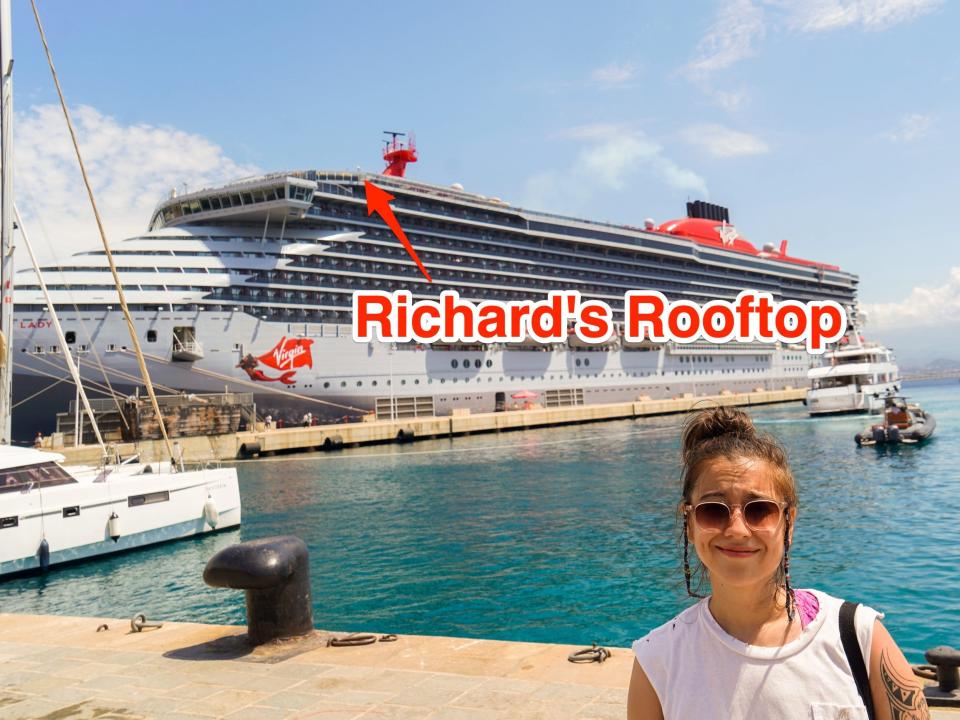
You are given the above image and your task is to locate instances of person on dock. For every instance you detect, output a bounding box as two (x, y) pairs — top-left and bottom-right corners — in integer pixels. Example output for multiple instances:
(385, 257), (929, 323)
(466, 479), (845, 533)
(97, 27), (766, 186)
(627, 406), (928, 720)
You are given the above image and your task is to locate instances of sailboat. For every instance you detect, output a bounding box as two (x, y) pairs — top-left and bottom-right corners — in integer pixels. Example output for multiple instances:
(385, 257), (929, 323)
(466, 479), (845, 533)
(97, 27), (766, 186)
(0, 0), (241, 577)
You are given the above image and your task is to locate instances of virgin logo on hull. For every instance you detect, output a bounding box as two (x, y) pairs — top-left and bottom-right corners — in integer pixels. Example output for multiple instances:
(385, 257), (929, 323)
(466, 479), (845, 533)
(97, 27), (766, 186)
(237, 336), (314, 385)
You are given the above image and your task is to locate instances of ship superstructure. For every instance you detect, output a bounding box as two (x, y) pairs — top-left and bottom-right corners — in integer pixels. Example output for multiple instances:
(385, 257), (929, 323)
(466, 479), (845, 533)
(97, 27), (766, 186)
(11, 139), (859, 435)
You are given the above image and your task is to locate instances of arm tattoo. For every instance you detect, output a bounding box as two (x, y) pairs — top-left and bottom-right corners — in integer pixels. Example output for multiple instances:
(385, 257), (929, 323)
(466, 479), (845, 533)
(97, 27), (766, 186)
(879, 648), (930, 720)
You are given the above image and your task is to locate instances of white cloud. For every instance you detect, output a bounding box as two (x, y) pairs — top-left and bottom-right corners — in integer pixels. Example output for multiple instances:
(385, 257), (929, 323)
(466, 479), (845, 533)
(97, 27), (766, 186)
(787, 0), (943, 33)
(13, 104), (260, 269)
(681, 0), (941, 108)
(680, 123), (771, 157)
(862, 267), (960, 329)
(591, 62), (637, 86)
(522, 126), (707, 213)
(882, 112), (935, 142)
(684, 0), (767, 78)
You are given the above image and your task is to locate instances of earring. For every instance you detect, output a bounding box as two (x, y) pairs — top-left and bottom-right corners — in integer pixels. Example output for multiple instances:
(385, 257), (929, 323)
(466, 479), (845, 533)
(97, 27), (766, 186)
(783, 513), (795, 622)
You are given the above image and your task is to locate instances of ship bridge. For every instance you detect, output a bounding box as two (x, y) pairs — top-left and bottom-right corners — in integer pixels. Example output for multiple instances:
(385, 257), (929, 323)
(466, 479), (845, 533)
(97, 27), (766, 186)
(150, 174), (318, 230)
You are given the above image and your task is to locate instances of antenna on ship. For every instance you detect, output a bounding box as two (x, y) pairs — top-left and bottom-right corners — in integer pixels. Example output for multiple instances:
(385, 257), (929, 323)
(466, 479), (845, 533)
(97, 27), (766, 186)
(382, 130), (417, 178)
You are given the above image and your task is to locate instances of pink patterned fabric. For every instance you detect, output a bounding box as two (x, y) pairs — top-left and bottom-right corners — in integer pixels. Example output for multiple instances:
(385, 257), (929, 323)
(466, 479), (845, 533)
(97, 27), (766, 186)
(794, 589), (820, 629)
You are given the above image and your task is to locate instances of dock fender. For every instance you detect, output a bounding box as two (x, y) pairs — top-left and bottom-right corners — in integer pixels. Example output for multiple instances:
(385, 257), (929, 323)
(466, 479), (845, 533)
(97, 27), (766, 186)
(239, 442), (261, 458)
(396, 428), (415, 443)
(38, 538), (50, 571)
(203, 496), (219, 529)
(108, 512), (121, 542)
(322, 435), (343, 451)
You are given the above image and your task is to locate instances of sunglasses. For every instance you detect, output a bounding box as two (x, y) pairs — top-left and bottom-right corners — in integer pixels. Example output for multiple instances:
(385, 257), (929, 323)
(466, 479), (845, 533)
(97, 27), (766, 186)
(685, 499), (787, 532)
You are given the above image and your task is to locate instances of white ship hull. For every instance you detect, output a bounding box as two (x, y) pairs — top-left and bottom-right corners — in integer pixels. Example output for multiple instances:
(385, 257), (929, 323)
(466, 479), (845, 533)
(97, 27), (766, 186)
(12, 308), (813, 430)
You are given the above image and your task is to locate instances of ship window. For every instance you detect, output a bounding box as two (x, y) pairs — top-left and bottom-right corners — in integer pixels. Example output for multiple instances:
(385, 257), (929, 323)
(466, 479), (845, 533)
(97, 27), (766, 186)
(584, 358), (590, 367)
(65, 331), (76, 344)
(1, 462), (76, 494)
(451, 359), (458, 369)
(128, 490), (170, 507)
(485, 359), (492, 368)
(146, 330), (157, 342)
(474, 359), (481, 369)
(33, 346), (44, 354)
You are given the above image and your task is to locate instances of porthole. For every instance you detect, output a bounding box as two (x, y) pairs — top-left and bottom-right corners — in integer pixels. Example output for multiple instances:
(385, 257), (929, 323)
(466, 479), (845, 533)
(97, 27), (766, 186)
(485, 359), (492, 368)
(474, 359), (481, 369)
(451, 359), (459, 369)
(584, 358), (590, 367)
(323, 381), (330, 389)
(576, 359), (581, 367)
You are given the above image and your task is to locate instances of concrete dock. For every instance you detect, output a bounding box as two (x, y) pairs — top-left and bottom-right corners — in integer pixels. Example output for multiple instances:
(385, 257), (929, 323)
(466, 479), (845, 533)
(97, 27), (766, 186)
(1, 613), (956, 719)
(0, 613), (630, 719)
(52, 388), (806, 466)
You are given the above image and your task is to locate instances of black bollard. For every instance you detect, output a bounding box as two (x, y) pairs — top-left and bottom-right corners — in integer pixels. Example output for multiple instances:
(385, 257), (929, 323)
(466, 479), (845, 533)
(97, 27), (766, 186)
(203, 536), (313, 645)
(925, 646), (960, 694)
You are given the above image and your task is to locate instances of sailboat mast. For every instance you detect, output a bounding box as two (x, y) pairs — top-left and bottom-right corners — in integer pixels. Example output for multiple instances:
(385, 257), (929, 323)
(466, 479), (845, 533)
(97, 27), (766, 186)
(0, 0), (14, 445)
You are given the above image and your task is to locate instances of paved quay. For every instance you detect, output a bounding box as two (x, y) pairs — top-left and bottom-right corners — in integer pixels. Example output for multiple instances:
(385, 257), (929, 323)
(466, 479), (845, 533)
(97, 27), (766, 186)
(0, 613), (632, 719)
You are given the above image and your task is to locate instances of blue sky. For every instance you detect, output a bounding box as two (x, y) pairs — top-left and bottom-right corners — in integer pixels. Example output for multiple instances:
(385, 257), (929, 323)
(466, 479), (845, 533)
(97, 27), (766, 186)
(10, 0), (959, 363)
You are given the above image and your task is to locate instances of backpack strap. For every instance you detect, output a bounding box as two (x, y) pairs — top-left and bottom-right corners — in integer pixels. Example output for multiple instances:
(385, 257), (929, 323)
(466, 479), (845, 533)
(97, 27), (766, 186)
(839, 601), (876, 719)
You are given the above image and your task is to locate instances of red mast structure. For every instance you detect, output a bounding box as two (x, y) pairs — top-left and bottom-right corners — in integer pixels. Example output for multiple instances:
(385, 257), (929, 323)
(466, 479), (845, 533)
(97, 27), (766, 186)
(382, 131), (417, 177)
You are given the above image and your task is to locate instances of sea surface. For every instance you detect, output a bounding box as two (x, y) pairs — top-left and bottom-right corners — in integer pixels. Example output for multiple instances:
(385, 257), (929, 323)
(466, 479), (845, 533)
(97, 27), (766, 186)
(2, 382), (957, 662)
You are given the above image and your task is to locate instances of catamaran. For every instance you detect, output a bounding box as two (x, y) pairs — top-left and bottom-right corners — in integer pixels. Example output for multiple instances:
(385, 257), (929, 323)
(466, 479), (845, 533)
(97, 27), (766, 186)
(0, 0), (241, 577)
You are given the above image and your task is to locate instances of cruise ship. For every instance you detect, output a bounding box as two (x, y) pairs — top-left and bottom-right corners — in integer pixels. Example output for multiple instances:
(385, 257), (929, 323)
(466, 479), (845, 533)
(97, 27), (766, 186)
(11, 136), (859, 438)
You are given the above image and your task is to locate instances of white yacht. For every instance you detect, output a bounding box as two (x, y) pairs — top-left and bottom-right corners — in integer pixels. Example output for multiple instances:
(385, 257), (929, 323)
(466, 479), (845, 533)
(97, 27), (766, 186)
(806, 332), (900, 415)
(0, 445), (241, 577)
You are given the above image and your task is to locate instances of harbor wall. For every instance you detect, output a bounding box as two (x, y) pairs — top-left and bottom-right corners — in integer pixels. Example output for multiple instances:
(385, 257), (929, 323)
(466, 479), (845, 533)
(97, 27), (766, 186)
(50, 388), (805, 465)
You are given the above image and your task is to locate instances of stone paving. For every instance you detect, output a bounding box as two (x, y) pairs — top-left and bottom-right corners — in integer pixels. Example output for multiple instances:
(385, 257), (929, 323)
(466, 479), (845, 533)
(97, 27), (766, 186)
(0, 614), (631, 719)
(1, 614), (956, 719)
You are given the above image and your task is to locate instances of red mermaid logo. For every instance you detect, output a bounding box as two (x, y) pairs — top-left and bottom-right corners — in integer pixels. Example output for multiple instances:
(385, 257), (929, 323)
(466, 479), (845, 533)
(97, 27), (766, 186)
(237, 336), (314, 385)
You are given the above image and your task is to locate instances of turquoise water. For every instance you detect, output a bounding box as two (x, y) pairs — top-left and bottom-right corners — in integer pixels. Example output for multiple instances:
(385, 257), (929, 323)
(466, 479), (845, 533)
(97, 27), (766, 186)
(1, 382), (957, 662)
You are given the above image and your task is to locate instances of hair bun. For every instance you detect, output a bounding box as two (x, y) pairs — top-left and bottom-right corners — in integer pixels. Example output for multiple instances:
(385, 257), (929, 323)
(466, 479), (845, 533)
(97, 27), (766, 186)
(681, 406), (756, 464)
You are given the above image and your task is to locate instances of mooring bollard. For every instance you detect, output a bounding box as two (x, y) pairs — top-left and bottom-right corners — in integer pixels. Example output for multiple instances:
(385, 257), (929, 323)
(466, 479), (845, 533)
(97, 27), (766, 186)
(203, 535), (313, 645)
(925, 646), (960, 696)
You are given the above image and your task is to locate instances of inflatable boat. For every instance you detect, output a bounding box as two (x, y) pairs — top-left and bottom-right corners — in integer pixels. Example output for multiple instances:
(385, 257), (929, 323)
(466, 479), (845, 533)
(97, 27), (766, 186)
(855, 396), (936, 446)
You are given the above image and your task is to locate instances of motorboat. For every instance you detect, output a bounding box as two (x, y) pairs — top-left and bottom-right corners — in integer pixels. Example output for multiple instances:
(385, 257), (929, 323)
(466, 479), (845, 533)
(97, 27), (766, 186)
(0, 445), (240, 576)
(806, 331), (899, 416)
(854, 396), (936, 446)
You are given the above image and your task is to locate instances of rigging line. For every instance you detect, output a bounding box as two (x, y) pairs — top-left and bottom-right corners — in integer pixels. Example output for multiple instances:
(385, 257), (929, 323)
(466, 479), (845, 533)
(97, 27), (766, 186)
(15, 204), (105, 451)
(79, 355), (181, 396)
(14, 358), (125, 402)
(30, 0), (175, 462)
(11, 375), (70, 409)
(133, 348), (369, 413)
(17, 179), (129, 428)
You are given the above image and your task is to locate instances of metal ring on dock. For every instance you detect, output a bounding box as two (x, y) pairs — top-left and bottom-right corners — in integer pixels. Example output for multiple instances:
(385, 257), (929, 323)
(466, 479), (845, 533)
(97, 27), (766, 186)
(96, 624), (109, 632)
(378, 634), (399, 642)
(913, 664), (938, 681)
(328, 633), (378, 647)
(130, 613), (163, 633)
(567, 643), (611, 664)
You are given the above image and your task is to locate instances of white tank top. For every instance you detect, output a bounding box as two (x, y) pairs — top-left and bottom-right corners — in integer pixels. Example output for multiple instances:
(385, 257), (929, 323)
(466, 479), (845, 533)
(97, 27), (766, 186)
(632, 589), (881, 720)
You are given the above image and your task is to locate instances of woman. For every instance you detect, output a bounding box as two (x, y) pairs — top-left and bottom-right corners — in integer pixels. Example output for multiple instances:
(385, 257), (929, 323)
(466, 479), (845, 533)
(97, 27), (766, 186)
(627, 406), (929, 720)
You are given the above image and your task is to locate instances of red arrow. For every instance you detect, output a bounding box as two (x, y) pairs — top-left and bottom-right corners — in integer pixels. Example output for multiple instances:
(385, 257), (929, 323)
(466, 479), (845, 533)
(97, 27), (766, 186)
(364, 180), (432, 283)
